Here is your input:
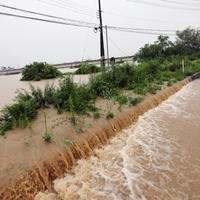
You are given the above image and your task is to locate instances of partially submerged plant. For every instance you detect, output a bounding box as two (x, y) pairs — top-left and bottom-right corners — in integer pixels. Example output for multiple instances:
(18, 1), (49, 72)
(106, 111), (114, 120)
(129, 96), (143, 106)
(63, 138), (74, 146)
(75, 63), (101, 74)
(43, 133), (52, 143)
(93, 110), (101, 119)
(114, 95), (128, 111)
(21, 62), (62, 81)
(42, 112), (52, 143)
(69, 95), (77, 126)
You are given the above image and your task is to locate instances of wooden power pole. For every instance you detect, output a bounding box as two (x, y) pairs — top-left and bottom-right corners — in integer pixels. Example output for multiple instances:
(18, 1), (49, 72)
(98, 0), (105, 67)
(105, 25), (110, 67)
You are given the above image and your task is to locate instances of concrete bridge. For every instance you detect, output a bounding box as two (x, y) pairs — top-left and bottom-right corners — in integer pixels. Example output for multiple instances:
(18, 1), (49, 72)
(0, 56), (133, 75)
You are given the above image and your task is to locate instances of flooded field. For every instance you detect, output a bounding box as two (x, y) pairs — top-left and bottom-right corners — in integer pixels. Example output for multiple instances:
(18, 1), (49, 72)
(0, 68), (90, 109)
(36, 79), (200, 200)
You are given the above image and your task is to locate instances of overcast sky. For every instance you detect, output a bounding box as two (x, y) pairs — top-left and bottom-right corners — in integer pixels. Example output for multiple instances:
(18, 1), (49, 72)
(0, 0), (199, 68)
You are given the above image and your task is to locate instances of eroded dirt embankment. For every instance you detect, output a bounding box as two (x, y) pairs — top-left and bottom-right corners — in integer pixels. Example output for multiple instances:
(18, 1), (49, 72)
(36, 78), (200, 200)
(1, 73), (199, 200)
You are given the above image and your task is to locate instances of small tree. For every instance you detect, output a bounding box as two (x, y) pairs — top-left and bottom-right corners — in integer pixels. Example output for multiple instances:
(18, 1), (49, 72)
(21, 62), (61, 81)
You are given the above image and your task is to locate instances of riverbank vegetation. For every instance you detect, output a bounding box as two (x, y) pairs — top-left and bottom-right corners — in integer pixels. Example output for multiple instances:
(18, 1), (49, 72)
(21, 62), (62, 81)
(1, 27), (200, 136)
(75, 63), (101, 74)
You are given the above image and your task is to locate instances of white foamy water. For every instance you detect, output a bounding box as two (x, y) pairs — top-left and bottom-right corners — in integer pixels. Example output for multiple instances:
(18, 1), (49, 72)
(36, 80), (200, 200)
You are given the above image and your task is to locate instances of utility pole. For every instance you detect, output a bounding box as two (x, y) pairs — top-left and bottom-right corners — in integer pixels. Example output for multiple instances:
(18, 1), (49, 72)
(98, 0), (105, 67)
(105, 25), (110, 67)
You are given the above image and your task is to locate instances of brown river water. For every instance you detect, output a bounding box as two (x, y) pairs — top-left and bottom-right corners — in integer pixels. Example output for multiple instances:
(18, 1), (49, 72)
(0, 68), (89, 109)
(35, 79), (200, 200)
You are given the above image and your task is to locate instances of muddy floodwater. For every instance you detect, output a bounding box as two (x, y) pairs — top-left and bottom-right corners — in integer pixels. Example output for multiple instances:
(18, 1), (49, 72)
(36, 79), (200, 200)
(0, 68), (90, 109)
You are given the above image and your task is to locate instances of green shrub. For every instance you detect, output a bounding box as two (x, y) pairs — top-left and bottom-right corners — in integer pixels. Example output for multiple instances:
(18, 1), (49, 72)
(63, 138), (73, 145)
(114, 95), (128, 105)
(132, 84), (147, 95)
(89, 76), (118, 98)
(43, 133), (52, 143)
(114, 95), (128, 111)
(75, 64), (101, 74)
(0, 98), (37, 135)
(129, 96), (143, 106)
(106, 112), (114, 119)
(0, 121), (12, 136)
(43, 84), (56, 104)
(145, 84), (161, 94)
(93, 110), (100, 119)
(21, 62), (62, 81)
(54, 76), (95, 114)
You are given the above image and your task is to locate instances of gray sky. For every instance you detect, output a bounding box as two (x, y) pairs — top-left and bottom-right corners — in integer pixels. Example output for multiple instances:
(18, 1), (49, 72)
(0, 0), (199, 68)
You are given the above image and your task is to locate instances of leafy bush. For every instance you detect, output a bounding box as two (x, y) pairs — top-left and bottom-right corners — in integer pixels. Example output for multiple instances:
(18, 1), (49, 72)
(54, 76), (95, 113)
(106, 112), (114, 119)
(21, 62), (62, 81)
(89, 76), (118, 98)
(0, 121), (12, 136)
(93, 110), (100, 119)
(114, 95), (128, 111)
(145, 84), (161, 94)
(43, 133), (52, 143)
(129, 96), (143, 106)
(0, 98), (37, 135)
(75, 64), (101, 74)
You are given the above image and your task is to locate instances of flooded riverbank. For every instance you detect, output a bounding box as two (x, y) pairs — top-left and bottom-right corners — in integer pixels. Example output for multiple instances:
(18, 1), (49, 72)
(36, 79), (200, 200)
(0, 68), (90, 109)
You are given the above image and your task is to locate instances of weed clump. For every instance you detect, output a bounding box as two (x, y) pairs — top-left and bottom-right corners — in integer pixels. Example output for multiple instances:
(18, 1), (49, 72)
(43, 133), (52, 143)
(42, 112), (52, 143)
(21, 62), (62, 81)
(114, 95), (128, 111)
(129, 96), (143, 106)
(106, 112), (114, 120)
(0, 97), (37, 135)
(93, 110), (101, 119)
(75, 64), (101, 74)
(63, 138), (73, 145)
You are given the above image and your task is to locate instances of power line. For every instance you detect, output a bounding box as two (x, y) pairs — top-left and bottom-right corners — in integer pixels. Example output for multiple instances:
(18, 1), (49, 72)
(0, 11), (95, 28)
(107, 27), (176, 36)
(107, 34), (130, 56)
(108, 25), (176, 33)
(51, 0), (96, 13)
(0, 4), (177, 35)
(47, 0), (95, 15)
(127, 0), (200, 11)
(0, 11), (177, 36)
(0, 4), (98, 26)
(160, 0), (200, 7)
(36, 0), (96, 18)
